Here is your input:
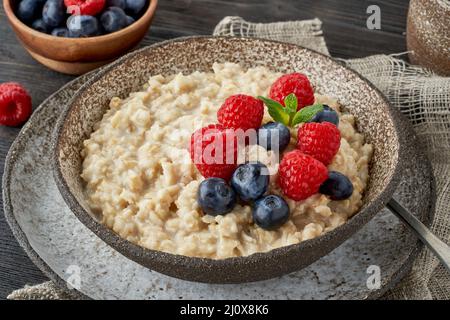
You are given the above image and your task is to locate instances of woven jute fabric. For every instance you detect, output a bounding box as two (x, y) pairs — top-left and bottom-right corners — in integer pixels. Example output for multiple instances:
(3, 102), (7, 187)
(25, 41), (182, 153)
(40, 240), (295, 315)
(8, 17), (449, 300)
(344, 56), (450, 300)
(213, 16), (330, 56)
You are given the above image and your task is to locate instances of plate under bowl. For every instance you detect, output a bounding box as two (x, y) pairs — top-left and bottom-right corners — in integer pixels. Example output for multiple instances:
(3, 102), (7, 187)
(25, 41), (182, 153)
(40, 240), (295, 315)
(53, 36), (404, 284)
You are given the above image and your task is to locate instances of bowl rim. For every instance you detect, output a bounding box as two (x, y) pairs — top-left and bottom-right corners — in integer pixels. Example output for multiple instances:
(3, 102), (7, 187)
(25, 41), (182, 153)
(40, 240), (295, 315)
(52, 36), (406, 276)
(3, 0), (158, 42)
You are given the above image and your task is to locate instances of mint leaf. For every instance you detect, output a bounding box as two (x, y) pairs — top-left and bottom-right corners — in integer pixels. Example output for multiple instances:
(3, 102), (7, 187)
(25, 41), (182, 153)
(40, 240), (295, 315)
(258, 96), (290, 126)
(284, 93), (298, 117)
(291, 104), (324, 126)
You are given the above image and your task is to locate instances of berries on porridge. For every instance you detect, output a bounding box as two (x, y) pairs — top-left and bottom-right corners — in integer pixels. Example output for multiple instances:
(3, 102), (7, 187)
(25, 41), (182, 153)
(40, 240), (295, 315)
(253, 195), (290, 230)
(190, 124), (238, 181)
(231, 162), (270, 202)
(80, 63), (373, 259)
(269, 72), (315, 110)
(257, 122), (291, 152)
(297, 122), (341, 165)
(278, 150), (329, 201)
(197, 178), (237, 216)
(217, 94), (264, 131)
(309, 104), (339, 126)
(320, 171), (354, 200)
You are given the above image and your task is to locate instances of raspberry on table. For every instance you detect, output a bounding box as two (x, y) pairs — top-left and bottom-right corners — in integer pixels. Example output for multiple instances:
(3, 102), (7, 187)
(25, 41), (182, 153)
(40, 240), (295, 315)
(0, 82), (29, 93)
(190, 124), (238, 181)
(0, 82), (32, 127)
(217, 94), (264, 131)
(297, 122), (341, 165)
(278, 150), (328, 201)
(269, 72), (315, 110)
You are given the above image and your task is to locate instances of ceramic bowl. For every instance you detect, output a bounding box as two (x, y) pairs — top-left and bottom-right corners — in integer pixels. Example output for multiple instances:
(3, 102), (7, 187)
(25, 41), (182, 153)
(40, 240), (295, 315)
(53, 36), (404, 284)
(3, 0), (158, 75)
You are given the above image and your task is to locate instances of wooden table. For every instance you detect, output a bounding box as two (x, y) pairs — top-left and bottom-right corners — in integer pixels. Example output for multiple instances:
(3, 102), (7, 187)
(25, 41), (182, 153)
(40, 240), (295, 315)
(0, 0), (409, 299)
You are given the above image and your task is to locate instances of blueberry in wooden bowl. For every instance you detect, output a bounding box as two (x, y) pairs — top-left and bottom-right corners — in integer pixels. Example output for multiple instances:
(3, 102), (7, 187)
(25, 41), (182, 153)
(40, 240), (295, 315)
(3, 0), (158, 75)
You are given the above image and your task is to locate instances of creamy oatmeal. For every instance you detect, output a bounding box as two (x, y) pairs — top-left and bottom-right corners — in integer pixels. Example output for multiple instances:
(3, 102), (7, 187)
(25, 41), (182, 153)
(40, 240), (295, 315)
(81, 63), (373, 259)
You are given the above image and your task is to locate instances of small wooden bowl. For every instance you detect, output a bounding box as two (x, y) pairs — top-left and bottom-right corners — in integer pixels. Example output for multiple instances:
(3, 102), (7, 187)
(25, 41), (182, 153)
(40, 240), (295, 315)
(3, 0), (158, 75)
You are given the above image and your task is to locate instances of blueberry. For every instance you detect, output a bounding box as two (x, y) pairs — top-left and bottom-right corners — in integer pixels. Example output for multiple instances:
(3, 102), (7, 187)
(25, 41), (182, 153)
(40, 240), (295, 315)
(51, 27), (70, 37)
(253, 195), (290, 230)
(100, 7), (128, 33)
(125, 0), (146, 15)
(42, 0), (65, 28)
(106, 0), (126, 9)
(67, 15), (100, 37)
(319, 171), (353, 200)
(231, 162), (269, 202)
(17, 0), (46, 24)
(309, 105), (339, 126)
(257, 122), (291, 152)
(31, 19), (50, 33)
(125, 15), (135, 26)
(198, 178), (237, 216)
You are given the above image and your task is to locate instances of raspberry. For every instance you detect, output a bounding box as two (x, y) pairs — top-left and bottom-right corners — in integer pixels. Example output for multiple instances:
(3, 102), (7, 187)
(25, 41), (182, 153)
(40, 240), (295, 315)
(278, 150), (328, 201)
(65, 0), (106, 16)
(297, 122), (341, 165)
(0, 82), (32, 127)
(190, 124), (238, 181)
(269, 73), (315, 110)
(1, 82), (30, 96)
(217, 94), (264, 131)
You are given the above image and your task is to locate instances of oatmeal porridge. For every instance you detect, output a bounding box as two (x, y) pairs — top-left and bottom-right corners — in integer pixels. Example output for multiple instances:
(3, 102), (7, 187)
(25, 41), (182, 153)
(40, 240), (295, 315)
(81, 63), (373, 259)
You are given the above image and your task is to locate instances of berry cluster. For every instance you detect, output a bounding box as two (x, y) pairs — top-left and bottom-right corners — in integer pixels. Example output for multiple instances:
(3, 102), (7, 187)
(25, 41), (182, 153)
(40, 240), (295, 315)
(15, 0), (148, 38)
(190, 72), (354, 231)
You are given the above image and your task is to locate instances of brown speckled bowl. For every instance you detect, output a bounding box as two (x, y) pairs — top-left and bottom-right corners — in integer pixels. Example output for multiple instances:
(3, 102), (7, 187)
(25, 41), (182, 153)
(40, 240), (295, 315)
(52, 36), (404, 284)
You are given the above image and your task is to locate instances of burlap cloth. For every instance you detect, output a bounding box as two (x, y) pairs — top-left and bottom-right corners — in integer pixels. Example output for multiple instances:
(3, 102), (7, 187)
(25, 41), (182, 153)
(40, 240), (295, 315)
(8, 17), (450, 300)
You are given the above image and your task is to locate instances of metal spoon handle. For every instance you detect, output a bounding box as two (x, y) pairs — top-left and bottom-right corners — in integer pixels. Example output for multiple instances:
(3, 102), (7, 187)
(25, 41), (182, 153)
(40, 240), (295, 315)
(386, 198), (450, 273)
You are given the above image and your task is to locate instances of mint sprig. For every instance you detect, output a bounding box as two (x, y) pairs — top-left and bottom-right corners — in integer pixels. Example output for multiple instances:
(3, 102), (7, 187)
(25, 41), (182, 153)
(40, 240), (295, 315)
(257, 95), (323, 127)
(257, 96), (289, 125)
(291, 104), (324, 126)
(283, 93), (298, 117)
